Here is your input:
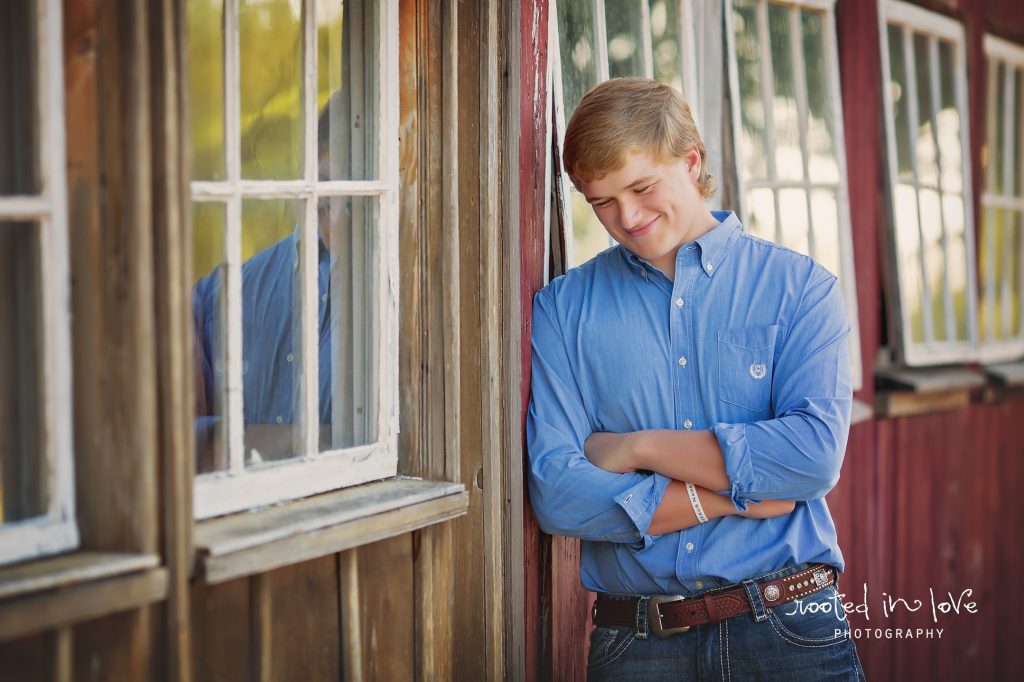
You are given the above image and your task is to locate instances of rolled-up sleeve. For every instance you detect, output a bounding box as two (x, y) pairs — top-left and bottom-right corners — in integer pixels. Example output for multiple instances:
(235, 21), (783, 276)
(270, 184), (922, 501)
(712, 273), (852, 508)
(527, 289), (671, 549)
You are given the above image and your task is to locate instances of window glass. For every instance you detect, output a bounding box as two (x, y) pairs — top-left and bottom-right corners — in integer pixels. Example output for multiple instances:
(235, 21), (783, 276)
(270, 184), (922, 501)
(187, 0), (225, 181)
(0, 223), (45, 523)
(556, 0), (599, 116)
(0, 2), (38, 195)
(605, 1), (645, 79)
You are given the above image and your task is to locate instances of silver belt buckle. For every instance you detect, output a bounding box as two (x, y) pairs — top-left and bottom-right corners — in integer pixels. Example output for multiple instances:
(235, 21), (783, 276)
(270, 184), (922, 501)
(647, 595), (690, 638)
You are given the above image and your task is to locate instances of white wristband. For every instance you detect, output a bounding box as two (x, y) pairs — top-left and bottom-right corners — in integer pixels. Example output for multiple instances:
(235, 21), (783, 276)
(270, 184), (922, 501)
(685, 482), (709, 524)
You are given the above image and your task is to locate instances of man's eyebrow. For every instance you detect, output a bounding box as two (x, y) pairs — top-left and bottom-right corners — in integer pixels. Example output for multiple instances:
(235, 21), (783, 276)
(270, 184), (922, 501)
(584, 175), (659, 203)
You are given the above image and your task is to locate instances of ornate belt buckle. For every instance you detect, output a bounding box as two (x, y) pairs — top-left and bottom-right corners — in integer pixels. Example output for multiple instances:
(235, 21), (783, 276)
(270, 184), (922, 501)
(647, 595), (690, 638)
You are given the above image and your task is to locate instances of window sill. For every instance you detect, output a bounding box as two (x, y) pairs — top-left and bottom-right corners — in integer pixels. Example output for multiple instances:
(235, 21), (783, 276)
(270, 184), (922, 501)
(979, 361), (1024, 403)
(874, 367), (986, 418)
(0, 552), (166, 642)
(194, 477), (469, 584)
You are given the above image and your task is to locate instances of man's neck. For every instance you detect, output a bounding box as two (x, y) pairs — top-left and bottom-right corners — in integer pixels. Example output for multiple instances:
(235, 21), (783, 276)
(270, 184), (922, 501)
(650, 209), (720, 279)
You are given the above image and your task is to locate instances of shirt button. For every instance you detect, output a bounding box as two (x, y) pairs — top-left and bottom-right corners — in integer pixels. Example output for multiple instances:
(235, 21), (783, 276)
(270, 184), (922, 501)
(705, 262), (714, 272)
(695, 580), (704, 589)
(322, 293), (328, 303)
(678, 356), (687, 367)
(683, 419), (693, 429)
(675, 298), (684, 308)
(686, 542), (695, 551)
(286, 353), (295, 363)
(275, 416), (283, 424)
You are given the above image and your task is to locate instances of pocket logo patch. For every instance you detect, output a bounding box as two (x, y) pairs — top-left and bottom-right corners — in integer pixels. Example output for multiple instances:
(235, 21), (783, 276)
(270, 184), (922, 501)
(749, 362), (767, 380)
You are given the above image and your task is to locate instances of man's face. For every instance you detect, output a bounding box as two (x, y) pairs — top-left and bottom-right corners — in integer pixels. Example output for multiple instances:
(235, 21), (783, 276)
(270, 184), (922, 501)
(577, 148), (707, 275)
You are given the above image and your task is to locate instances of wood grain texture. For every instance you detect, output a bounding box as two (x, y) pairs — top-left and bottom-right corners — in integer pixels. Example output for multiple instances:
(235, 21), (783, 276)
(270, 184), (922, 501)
(0, 551), (157, 600)
(267, 557), (340, 682)
(189, 575), (251, 682)
(0, 569), (166, 644)
(358, 534), (414, 681)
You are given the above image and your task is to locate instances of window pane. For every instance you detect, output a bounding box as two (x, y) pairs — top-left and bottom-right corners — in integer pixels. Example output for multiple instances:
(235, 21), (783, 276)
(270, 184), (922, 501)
(0, 223), (45, 522)
(777, 188), (809, 253)
(941, 192), (968, 341)
(980, 205), (996, 341)
(745, 188), (775, 241)
(1016, 68), (1024, 197)
(913, 34), (939, 189)
(918, 187), (947, 341)
(570, 192), (610, 265)
(801, 9), (838, 184)
(894, 184), (926, 344)
(649, 0), (681, 91)
(322, 196), (380, 449)
(192, 203), (227, 473)
(993, 60), (1008, 195)
(240, 0), (303, 179)
(0, 2), (38, 195)
(887, 25), (912, 180)
(768, 5), (803, 182)
(318, 0), (380, 181)
(241, 199), (305, 466)
(810, 189), (841, 278)
(733, 0), (768, 181)
(187, 0), (226, 181)
(937, 40), (962, 194)
(1011, 211), (1022, 337)
(557, 0), (599, 116)
(983, 59), (1001, 194)
(605, 0), (644, 79)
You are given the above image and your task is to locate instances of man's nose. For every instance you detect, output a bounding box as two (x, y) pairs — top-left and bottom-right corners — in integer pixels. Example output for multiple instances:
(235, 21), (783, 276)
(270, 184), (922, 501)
(617, 197), (641, 230)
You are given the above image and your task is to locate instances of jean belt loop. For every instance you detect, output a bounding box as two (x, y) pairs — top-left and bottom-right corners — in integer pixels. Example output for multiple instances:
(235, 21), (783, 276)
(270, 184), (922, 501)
(741, 578), (769, 623)
(635, 595), (650, 640)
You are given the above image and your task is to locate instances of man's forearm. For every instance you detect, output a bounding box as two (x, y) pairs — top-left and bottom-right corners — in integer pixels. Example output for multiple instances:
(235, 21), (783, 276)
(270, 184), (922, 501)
(649, 480), (734, 535)
(633, 430), (730, 491)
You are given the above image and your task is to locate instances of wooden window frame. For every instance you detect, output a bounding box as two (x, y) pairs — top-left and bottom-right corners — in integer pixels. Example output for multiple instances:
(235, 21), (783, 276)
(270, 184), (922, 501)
(0, 0), (78, 566)
(553, 0), (701, 268)
(190, 0), (402, 519)
(979, 34), (1024, 363)
(724, 0), (863, 390)
(877, 0), (979, 366)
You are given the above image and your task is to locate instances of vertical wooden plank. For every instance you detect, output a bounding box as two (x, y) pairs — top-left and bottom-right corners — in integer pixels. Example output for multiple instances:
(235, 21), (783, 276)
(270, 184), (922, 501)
(518, 0), (551, 679)
(267, 557), (340, 682)
(358, 534), (414, 681)
(189, 577), (250, 682)
(249, 573), (272, 682)
(338, 549), (363, 681)
(149, 0), (194, 680)
(0, 632), (52, 682)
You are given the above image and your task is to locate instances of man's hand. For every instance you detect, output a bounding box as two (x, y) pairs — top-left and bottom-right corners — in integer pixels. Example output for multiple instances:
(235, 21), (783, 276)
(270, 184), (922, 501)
(735, 499), (796, 519)
(583, 432), (640, 473)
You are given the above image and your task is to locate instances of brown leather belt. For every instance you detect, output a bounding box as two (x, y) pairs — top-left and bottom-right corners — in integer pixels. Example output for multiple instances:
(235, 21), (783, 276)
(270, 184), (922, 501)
(593, 564), (836, 638)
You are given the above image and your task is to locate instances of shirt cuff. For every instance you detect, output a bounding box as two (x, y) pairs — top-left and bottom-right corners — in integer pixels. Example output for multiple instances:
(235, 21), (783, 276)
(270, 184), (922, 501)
(612, 472), (672, 550)
(711, 422), (756, 512)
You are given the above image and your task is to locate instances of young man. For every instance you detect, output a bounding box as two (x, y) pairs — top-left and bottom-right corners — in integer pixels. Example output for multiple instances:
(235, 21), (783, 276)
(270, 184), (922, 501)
(527, 78), (863, 680)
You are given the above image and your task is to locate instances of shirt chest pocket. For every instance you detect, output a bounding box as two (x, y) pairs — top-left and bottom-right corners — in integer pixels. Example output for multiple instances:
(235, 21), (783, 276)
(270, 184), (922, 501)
(717, 325), (780, 413)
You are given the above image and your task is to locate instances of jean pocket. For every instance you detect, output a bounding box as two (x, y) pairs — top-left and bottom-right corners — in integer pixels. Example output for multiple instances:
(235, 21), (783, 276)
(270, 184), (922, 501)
(767, 586), (851, 648)
(718, 325), (779, 413)
(587, 626), (636, 671)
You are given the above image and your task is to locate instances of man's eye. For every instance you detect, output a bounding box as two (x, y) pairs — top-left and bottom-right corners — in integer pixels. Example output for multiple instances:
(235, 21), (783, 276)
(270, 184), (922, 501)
(594, 200), (611, 208)
(636, 183), (655, 193)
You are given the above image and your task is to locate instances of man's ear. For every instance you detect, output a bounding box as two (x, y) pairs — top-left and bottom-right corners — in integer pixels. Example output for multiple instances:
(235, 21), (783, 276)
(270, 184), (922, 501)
(684, 147), (702, 180)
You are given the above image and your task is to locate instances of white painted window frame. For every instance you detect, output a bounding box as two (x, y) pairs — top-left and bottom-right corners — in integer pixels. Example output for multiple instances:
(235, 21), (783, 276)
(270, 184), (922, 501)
(553, 0), (700, 268)
(724, 0), (863, 390)
(0, 0), (78, 564)
(877, 0), (979, 366)
(979, 34), (1024, 363)
(191, 0), (400, 519)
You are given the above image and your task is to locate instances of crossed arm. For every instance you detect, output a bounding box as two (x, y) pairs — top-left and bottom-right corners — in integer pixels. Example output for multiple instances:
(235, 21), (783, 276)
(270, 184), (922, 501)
(583, 430), (795, 534)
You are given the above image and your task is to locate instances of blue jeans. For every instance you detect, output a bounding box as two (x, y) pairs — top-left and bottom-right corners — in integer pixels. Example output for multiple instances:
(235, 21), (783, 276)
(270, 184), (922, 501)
(587, 565), (865, 681)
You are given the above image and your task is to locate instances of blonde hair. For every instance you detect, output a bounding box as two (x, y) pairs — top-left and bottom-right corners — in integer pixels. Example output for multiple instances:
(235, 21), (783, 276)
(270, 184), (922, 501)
(563, 78), (715, 198)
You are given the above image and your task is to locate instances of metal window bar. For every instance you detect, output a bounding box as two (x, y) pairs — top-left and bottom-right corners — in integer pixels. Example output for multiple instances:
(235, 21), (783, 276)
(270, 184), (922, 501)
(0, 0), (79, 564)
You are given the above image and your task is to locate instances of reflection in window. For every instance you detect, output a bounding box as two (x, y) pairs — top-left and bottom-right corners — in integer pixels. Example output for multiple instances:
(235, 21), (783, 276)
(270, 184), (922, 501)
(727, 0), (862, 388)
(188, 0), (399, 519)
(980, 37), (1024, 361)
(554, 0), (695, 267)
(0, 223), (44, 522)
(879, 3), (977, 365)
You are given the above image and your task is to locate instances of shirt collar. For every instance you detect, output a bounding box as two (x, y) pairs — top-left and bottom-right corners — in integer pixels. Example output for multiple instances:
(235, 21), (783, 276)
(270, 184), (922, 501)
(618, 210), (743, 279)
(694, 210), (742, 278)
(290, 226), (334, 271)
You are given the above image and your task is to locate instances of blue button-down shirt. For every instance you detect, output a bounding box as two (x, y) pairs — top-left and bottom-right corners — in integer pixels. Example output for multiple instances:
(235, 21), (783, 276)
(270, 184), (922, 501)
(193, 230), (333, 425)
(527, 210), (852, 595)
